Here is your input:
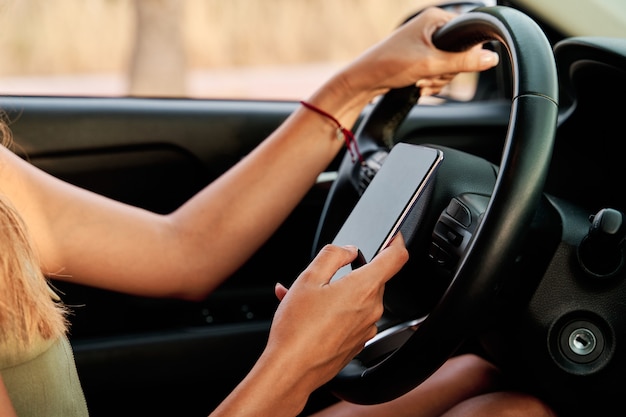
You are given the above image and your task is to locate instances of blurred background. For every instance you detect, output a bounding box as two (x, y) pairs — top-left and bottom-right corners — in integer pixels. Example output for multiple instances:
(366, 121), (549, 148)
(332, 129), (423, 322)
(0, 0), (446, 99)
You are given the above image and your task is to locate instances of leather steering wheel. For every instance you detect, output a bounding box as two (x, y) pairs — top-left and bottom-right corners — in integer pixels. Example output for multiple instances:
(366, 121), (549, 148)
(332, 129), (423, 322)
(313, 6), (559, 404)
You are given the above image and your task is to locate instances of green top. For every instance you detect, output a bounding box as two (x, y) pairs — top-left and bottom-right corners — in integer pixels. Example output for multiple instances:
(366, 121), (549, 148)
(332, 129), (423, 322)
(1, 336), (89, 416)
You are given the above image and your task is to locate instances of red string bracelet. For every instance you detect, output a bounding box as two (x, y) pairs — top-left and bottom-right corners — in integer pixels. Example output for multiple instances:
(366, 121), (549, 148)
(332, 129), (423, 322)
(300, 100), (364, 165)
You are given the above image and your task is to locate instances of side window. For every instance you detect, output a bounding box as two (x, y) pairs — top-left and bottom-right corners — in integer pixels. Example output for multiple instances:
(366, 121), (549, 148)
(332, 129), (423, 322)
(0, 0), (490, 101)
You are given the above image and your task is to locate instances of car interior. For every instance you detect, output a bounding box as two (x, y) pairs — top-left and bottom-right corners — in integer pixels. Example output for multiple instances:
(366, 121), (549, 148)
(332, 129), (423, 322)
(1, 0), (625, 416)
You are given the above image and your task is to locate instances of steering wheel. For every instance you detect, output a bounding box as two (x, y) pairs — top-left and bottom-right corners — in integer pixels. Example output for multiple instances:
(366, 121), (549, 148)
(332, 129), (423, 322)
(313, 6), (559, 404)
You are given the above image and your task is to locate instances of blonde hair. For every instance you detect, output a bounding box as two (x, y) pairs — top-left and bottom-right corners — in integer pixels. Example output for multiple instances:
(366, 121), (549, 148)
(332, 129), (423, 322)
(0, 120), (68, 348)
(0, 112), (11, 148)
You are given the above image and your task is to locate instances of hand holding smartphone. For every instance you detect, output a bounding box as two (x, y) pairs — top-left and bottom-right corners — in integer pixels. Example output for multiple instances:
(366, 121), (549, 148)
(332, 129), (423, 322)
(330, 143), (443, 281)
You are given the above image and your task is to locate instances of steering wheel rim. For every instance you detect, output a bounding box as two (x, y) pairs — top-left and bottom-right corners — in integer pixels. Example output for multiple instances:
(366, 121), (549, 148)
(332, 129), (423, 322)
(315, 6), (559, 404)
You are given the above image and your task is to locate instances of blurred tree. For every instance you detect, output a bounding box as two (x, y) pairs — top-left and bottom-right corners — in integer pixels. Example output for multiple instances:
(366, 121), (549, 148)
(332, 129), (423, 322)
(129, 0), (186, 96)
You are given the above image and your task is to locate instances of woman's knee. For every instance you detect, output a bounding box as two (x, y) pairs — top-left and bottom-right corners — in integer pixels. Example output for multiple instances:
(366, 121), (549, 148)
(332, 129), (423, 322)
(443, 390), (557, 417)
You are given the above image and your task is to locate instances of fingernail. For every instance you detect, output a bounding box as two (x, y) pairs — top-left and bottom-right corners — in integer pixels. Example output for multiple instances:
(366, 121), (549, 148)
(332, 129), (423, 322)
(481, 50), (499, 67)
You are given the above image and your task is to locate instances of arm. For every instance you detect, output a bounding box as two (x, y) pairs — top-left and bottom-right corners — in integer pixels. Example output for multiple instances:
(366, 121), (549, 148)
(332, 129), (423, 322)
(0, 7), (498, 300)
(0, 375), (17, 417)
(209, 235), (409, 417)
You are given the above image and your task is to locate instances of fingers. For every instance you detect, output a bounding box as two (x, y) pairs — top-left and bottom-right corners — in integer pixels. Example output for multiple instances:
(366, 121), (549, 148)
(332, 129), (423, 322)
(338, 233), (409, 288)
(364, 6), (499, 95)
(475, 48), (500, 70)
(416, 73), (455, 96)
(327, 5), (500, 105)
(415, 11), (500, 95)
(298, 244), (359, 285)
(274, 282), (288, 301)
(410, 7), (500, 73)
(442, 46), (500, 75)
(264, 237), (407, 389)
(306, 233), (409, 289)
(366, 233), (409, 283)
(422, 9), (500, 75)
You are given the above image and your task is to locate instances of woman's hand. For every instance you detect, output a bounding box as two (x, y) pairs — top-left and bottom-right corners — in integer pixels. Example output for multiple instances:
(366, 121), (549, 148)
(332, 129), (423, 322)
(352, 6), (499, 95)
(268, 235), (408, 393)
(327, 7), (499, 106)
(209, 236), (408, 417)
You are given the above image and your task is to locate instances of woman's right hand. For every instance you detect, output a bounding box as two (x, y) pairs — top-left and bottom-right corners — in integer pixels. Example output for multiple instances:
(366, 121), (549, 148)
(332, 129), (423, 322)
(268, 235), (408, 396)
(209, 235), (408, 417)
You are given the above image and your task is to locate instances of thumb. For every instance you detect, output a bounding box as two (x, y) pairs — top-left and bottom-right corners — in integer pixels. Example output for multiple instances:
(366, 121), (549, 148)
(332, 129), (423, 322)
(451, 45), (499, 73)
(274, 282), (289, 301)
(474, 48), (499, 71)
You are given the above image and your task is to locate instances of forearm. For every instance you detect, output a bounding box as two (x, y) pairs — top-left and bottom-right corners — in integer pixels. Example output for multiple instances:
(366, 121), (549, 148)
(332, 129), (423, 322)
(0, 376), (18, 417)
(208, 350), (317, 417)
(163, 74), (378, 296)
(28, 71), (375, 299)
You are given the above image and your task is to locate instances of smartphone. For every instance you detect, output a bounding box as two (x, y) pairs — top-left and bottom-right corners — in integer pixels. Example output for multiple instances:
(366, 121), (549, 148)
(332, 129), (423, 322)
(330, 143), (443, 281)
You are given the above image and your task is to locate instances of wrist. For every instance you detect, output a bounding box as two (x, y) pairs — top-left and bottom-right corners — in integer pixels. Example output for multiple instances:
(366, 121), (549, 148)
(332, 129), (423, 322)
(305, 69), (383, 131)
(210, 350), (313, 417)
(251, 349), (318, 416)
(299, 100), (364, 164)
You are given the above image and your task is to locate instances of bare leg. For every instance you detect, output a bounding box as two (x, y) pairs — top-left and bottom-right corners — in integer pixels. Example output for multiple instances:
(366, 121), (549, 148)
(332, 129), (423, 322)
(308, 353), (503, 417)
(442, 390), (557, 417)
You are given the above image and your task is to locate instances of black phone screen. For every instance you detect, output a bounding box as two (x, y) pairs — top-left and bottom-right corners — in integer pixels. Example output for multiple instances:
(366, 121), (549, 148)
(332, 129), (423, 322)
(330, 143), (443, 281)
